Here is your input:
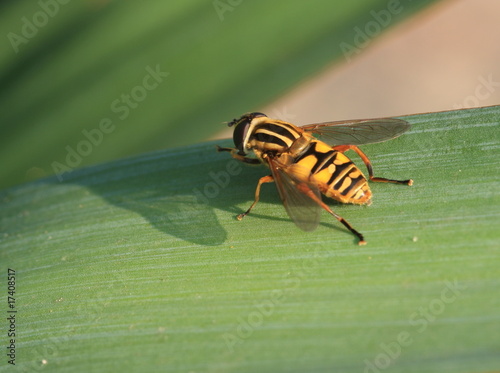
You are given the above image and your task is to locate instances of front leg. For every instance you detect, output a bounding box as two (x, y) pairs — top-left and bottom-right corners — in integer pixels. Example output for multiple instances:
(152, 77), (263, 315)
(237, 175), (274, 220)
(216, 145), (261, 164)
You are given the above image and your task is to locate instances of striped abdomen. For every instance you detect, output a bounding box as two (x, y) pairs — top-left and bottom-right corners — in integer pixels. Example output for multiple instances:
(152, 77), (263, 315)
(295, 140), (372, 205)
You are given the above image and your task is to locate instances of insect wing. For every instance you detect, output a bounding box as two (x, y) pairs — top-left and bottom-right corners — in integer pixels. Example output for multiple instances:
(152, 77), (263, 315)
(301, 118), (411, 146)
(268, 158), (321, 232)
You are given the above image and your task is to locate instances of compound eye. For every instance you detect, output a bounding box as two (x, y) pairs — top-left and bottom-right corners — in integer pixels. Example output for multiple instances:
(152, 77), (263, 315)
(232, 119), (250, 155)
(229, 112), (267, 155)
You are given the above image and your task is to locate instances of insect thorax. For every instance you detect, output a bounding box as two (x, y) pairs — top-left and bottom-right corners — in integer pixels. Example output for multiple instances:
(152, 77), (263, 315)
(246, 121), (298, 150)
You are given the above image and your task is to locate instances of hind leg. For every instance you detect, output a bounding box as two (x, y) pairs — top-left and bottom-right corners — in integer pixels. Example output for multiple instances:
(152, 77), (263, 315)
(296, 183), (366, 245)
(333, 145), (413, 185)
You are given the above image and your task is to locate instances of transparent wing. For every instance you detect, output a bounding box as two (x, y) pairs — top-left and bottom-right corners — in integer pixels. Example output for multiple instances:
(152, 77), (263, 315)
(267, 157), (321, 232)
(301, 118), (411, 146)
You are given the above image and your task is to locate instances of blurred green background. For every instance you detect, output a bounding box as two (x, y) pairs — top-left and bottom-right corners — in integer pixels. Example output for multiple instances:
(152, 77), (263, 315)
(0, 0), (437, 190)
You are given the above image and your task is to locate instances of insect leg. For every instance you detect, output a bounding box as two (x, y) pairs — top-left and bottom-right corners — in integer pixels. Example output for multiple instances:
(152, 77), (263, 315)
(216, 146), (261, 164)
(334, 145), (413, 186)
(237, 175), (274, 220)
(216, 145), (237, 153)
(296, 183), (366, 245)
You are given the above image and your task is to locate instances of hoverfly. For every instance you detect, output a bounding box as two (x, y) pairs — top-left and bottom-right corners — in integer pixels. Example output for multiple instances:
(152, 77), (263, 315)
(217, 112), (413, 245)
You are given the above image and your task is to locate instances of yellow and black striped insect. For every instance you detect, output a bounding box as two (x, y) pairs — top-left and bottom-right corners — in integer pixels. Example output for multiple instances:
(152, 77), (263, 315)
(217, 112), (413, 245)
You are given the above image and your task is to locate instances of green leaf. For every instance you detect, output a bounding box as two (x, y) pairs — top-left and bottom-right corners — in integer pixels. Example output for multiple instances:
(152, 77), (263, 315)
(1, 106), (499, 372)
(0, 0), (437, 189)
